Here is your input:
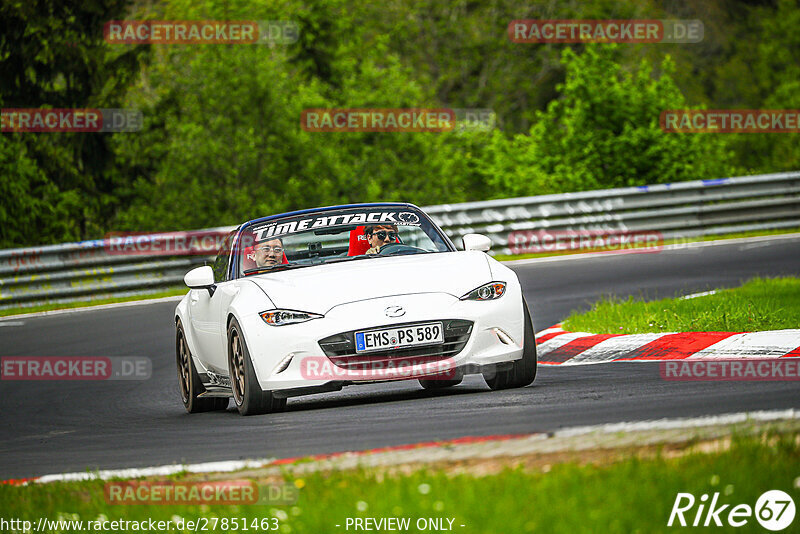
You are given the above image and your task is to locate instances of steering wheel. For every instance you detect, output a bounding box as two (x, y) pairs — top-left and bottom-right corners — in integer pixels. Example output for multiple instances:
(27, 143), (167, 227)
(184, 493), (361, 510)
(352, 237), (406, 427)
(377, 243), (425, 256)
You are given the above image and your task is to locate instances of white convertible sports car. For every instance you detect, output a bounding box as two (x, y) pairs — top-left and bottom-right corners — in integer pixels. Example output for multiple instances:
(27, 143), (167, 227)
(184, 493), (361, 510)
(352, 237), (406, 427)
(175, 203), (536, 415)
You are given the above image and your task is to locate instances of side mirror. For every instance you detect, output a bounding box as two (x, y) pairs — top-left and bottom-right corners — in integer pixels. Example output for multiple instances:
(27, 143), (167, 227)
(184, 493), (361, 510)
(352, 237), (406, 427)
(462, 233), (492, 252)
(184, 266), (216, 296)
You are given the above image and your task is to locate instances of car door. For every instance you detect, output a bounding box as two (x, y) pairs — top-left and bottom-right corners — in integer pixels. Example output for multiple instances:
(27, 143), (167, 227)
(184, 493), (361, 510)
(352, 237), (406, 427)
(189, 230), (236, 374)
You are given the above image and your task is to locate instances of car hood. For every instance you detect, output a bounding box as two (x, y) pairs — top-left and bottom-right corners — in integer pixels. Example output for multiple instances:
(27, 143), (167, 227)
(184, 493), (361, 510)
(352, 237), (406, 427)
(247, 251), (492, 314)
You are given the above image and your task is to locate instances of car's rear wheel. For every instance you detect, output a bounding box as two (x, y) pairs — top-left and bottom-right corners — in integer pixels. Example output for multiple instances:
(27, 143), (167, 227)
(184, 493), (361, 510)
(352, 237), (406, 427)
(176, 319), (229, 413)
(483, 298), (537, 390)
(228, 317), (287, 416)
(418, 370), (463, 389)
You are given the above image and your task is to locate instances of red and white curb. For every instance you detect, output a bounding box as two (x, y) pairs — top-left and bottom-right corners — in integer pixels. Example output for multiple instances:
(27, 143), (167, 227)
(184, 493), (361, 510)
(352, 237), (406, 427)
(535, 325), (800, 365)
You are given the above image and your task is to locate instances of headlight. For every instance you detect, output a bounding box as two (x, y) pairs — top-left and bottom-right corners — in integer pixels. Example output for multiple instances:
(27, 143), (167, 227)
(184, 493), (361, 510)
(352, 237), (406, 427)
(260, 309), (324, 326)
(460, 281), (506, 301)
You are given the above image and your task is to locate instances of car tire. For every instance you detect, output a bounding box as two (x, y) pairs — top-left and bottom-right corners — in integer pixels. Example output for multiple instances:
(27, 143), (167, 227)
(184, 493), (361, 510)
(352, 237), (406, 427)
(176, 319), (229, 413)
(418, 370), (463, 389)
(483, 298), (537, 390)
(228, 317), (287, 416)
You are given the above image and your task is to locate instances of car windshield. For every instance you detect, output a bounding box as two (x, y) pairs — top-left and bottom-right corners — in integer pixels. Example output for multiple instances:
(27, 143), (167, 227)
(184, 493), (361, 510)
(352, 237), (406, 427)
(237, 207), (451, 276)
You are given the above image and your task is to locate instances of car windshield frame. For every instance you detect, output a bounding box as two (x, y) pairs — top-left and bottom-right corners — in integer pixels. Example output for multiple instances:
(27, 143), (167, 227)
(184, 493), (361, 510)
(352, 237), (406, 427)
(232, 205), (455, 279)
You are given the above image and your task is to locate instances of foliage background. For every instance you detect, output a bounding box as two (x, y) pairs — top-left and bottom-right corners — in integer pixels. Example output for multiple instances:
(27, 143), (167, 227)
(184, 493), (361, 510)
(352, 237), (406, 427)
(1, 0), (798, 246)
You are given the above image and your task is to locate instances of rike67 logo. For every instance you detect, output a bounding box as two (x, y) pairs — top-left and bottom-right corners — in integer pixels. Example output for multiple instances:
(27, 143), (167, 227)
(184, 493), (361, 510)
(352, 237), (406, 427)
(668, 490), (795, 530)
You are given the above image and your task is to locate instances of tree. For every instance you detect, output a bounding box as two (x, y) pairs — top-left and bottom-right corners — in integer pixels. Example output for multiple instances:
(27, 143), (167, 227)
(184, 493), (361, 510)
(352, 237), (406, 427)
(485, 46), (736, 197)
(0, 0), (148, 245)
(112, 0), (470, 231)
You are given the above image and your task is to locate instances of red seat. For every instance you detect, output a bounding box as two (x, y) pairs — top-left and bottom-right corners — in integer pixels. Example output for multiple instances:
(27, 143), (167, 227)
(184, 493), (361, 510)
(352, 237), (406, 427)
(347, 226), (371, 256)
(242, 246), (258, 272)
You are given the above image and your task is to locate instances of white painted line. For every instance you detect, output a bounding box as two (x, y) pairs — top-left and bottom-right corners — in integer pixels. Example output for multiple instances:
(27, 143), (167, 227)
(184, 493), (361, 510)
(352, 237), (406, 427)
(680, 290), (717, 300)
(35, 458), (275, 484)
(0, 294), (185, 321)
(504, 232), (800, 266)
(555, 409), (798, 437)
(688, 330), (800, 360)
(740, 241), (774, 251)
(27, 409), (799, 484)
(565, 332), (672, 365)
(0, 321), (25, 327)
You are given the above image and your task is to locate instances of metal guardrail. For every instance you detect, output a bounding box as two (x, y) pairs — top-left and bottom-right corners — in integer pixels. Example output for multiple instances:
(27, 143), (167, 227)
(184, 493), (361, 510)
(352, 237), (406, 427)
(425, 171), (800, 254)
(2, 171), (799, 310)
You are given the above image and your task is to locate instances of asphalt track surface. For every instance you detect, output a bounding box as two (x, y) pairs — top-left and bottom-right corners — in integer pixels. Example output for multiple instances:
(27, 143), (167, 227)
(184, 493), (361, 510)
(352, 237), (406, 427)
(1, 236), (799, 479)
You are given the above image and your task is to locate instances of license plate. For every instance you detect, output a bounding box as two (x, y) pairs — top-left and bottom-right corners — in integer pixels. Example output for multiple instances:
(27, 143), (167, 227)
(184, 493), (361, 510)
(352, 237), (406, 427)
(355, 322), (444, 353)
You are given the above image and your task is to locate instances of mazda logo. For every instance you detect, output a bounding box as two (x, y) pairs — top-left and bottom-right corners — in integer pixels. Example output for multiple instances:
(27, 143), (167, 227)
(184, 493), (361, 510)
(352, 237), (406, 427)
(384, 305), (405, 317)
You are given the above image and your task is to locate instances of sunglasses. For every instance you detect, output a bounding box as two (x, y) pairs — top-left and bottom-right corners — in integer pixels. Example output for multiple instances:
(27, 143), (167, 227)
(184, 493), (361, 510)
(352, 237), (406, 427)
(255, 246), (283, 254)
(373, 231), (398, 241)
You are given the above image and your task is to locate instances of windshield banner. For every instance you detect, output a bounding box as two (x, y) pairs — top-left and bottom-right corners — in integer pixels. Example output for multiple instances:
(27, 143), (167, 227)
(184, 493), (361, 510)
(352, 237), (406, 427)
(251, 210), (421, 242)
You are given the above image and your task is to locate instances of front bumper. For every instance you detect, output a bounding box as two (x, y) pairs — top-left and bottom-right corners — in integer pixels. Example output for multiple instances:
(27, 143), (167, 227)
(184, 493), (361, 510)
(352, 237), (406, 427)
(237, 291), (526, 393)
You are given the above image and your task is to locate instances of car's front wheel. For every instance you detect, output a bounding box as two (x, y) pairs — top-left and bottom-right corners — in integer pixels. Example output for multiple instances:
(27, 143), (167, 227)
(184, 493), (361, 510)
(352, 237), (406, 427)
(483, 298), (537, 390)
(228, 317), (287, 416)
(176, 319), (229, 413)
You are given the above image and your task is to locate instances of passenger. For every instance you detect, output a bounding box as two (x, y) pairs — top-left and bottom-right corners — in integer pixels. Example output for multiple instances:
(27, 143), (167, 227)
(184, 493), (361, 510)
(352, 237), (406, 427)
(253, 237), (284, 267)
(364, 224), (399, 255)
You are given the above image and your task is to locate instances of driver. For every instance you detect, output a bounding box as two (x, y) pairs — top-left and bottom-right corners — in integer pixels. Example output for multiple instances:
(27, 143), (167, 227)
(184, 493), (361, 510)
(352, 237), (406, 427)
(364, 224), (399, 255)
(253, 237), (284, 267)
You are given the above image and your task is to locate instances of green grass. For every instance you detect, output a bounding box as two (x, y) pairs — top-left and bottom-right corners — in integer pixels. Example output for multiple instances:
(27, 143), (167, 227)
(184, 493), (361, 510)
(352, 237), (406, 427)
(562, 277), (800, 334)
(0, 287), (187, 318)
(1, 435), (798, 533)
(493, 227), (800, 262)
